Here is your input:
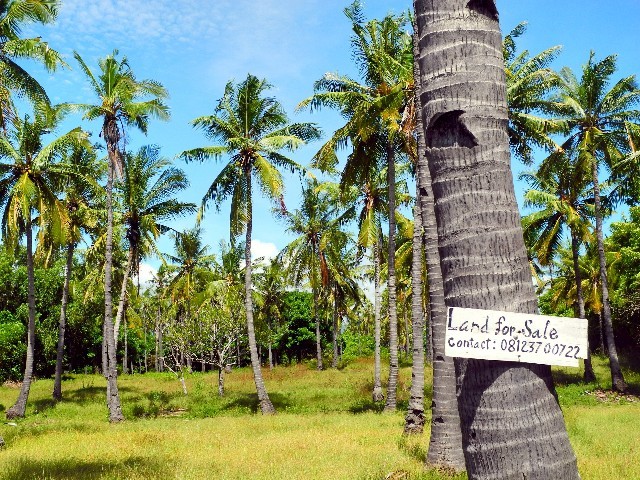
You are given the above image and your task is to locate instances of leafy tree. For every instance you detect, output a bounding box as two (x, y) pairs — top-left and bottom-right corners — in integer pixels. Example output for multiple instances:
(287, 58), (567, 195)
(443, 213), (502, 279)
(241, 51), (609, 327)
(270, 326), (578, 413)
(74, 50), (169, 421)
(0, 104), (88, 418)
(180, 73), (320, 414)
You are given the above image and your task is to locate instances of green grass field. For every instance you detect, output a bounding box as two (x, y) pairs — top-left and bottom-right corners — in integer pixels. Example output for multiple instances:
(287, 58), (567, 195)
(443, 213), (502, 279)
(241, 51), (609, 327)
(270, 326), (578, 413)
(0, 356), (638, 480)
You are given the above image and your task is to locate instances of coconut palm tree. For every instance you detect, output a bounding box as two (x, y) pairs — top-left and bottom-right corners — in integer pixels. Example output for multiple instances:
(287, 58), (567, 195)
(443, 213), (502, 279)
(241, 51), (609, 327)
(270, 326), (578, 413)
(300, 2), (413, 411)
(277, 179), (350, 371)
(548, 52), (640, 392)
(113, 145), (195, 354)
(0, 0), (65, 131)
(413, 0), (580, 477)
(0, 104), (89, 418)
(180, 73), (320, 414)
(52, 143), (103, 401)
(73, 50), (169, 421)
(521, 154), (597, 381)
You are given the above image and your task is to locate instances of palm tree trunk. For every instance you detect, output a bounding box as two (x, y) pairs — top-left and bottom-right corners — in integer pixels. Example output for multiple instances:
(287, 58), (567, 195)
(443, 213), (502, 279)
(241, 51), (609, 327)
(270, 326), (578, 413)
(571, 231), (595, 382)
(411, 76), (465, 466)
(114, 248), (134, 347)
(244, 168), (275, 414)
(313, 283), (323, 370)
(384, 142), (399, 412)
(6, 218), (37, 419)
(332, 287), (339, 368)
(591, 160), (627, 392)
(372, 239), (384, 402)
(53, 242), (75, 401)
(404, 204), (427, 434)
(218, 366), (225, 396)
(103, 141), (124, 422)
(414, 1), (580, 477)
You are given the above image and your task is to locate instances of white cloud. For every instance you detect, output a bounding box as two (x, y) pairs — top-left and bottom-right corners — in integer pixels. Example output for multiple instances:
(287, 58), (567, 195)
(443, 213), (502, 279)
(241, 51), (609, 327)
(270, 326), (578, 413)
(133, 262), (158, 287)
(251, 239), (278, 263)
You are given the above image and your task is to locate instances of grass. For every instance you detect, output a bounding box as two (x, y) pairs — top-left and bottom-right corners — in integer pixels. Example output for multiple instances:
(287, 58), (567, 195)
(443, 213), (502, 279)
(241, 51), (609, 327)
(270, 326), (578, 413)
(0, 355), (638, 479)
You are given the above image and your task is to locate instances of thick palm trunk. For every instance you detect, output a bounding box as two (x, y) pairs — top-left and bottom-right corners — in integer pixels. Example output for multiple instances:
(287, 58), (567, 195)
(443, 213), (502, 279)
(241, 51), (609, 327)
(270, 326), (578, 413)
(414, 1), (580, 478)
(6, 219), (37, 419)
(570, 231), (595, 383)
(103, 133), (124, 423)
(244, 170), (275, 414)
(591, 161), (626, 392)
(372, 239), (384, 402)
(114, 248), (134, 348)
(404, 203), (427, 434)
(53, 242), (75, 401)
(384, 143), (399, 412)
(412, 87), (465, 467)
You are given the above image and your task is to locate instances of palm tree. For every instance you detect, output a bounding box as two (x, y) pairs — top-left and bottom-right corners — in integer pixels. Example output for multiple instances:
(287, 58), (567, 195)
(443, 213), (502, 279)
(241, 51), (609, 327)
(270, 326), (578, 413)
(73, 50), (169, 421)
(0, 105), (89, 418)
(503, 22), (564, 164)
(0, 0), (65, 130)
(254, 257), (287, 369)
(413, 0), (580, 477)
(113, 145), (194, 356)
(277, 179), (350, 370)
(549, 52), (640, 392)
(180, 73), (320, 414)
(52, 143), (103, 401)
(299, 2), (413, 411)
(521, 153), (597, 381)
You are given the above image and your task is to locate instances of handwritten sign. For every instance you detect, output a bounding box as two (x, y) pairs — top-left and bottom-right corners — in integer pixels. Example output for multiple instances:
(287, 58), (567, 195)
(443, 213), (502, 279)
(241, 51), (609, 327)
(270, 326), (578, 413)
(445, 307), (588, 367)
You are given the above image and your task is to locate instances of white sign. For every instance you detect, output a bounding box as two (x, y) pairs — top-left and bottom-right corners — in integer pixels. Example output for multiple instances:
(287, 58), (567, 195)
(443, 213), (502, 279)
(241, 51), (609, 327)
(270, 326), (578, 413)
(445, 307), (588, 367)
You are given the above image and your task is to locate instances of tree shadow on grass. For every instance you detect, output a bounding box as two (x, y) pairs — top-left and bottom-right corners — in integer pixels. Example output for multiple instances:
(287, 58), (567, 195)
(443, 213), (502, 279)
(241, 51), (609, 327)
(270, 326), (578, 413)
(220, 392), (292, 414)
(62, 386), (135, 406)
(1, 456), (164, 480)
(348, 399), (385, 414)
(552, 369), (584, 387)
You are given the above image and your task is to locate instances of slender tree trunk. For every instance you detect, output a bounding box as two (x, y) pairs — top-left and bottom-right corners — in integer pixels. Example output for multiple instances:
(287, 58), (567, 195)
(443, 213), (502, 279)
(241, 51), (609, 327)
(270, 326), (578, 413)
(332, 288), (339, 368)
(372, 240), (384, 402)
(414, 1), (580, 478)
(244, 168), (275, 414)
(385, 143), (399, 412)
(6, 219), (37, 419)
(404, 204), (427, 434)
(53, 242), (75, 401)
(591, 161), (627, 392)
(114, 248), (134, 347)
(123, 312), (128, 374)
(268, 343), (273, 370)
(599, 311), (605, 354)
(571, 231), (595, 383)
(411, 69), (465, 466)
(218, 366), (225, 396)
(103, 132), (124, 422)
(313, 283), (323, 370)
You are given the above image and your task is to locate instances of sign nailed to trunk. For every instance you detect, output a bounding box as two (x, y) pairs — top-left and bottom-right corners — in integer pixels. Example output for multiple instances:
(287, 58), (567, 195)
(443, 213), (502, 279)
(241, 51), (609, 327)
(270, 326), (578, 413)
(445, 307), (588, 367)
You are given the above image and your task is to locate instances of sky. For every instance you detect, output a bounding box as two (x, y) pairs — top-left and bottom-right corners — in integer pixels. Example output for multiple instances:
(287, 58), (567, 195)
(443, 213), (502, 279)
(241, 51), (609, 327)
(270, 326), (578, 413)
(19, 0), (640, 282)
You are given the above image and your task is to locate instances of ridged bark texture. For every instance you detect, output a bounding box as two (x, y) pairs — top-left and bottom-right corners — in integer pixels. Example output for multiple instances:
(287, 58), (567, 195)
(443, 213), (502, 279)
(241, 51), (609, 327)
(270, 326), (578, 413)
(414, 1), (580, 478)
(372, 239), (384, 402)
(591, 162), (626, 392)
(314, 284), (323, 370)
(385, 144), (399, 412)
(244, 169), (275, 414)
(103, 155), (124, 423)
(404, 203), (426, 435)
(571, 232), (595, 383)
(332, 288), (339, 368)
(6, 219), (36, 419)
(53, 242), (75, 401)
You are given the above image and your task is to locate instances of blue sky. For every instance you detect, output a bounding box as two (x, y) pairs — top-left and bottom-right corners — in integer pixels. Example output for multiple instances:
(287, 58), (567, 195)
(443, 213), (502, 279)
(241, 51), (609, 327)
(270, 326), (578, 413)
(20, 0), (640, 278)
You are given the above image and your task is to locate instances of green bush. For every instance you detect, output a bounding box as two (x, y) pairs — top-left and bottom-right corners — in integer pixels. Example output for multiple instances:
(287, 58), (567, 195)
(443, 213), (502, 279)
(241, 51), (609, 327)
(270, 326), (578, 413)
(0, 310), (26, 383)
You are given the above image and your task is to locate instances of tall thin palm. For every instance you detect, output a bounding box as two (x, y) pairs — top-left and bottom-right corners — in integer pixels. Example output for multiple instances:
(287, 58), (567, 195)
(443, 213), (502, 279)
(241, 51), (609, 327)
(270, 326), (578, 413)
(0, 104), (89, 418)
(549, 52), (640, 392)
(73, 50), (169, 421)
(180, 73), (320, 414)
(299, 2), (413, 411)
(113, 145), (194, 352)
